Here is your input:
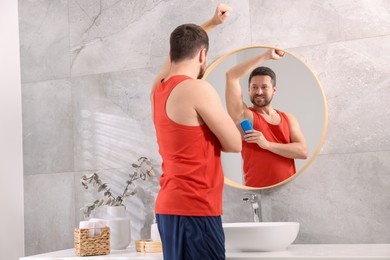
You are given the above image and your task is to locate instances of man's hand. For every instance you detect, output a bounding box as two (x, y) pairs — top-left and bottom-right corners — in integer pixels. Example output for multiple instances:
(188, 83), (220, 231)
(212, 3), (232, 25)
(202, 3), (232, 32)
(243, 130), (269, 150)
(266, 48), (285, 60)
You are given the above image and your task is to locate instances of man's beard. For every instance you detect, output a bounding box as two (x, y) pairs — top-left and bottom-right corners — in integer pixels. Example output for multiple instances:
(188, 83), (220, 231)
(197, 63), (206, 79)
(250, 94), (272, 107)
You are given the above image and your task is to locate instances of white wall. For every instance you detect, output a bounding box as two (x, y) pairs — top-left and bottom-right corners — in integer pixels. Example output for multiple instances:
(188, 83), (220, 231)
(0, 0), (25, 259)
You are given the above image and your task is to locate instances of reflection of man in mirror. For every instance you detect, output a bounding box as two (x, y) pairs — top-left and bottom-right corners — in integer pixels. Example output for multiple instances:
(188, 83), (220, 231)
(151, 4), (241, 260)
(226, 49), (308, 188)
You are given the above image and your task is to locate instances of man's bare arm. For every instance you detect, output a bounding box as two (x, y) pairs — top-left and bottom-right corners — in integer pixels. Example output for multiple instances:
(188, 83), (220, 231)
(150, 3), (232, 100)
(225, 49), (285, 124)
(244, 113), (308, 159)
(194, 81), (242, 152)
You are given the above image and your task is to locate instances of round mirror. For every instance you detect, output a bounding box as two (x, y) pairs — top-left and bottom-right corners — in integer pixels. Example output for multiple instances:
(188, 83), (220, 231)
(204, 46), (328, 189)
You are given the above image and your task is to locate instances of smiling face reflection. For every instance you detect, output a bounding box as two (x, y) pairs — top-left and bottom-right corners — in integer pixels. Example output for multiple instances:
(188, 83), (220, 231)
(248, 66), (276, 108)
(249, 75), (276, 108)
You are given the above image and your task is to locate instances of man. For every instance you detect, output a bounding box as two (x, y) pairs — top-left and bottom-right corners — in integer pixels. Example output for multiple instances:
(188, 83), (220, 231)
(151, 4), (241, 260)
(225, 48), (308, 188)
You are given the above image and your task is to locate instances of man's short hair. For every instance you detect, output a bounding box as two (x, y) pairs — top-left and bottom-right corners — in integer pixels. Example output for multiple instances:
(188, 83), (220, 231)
(248, 66), (276, 87)
(170, 24), (209, 63)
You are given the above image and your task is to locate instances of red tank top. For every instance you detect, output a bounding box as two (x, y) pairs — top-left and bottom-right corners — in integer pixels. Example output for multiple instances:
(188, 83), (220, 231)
(242, 107), (296, 187)
(153, 75), (224, 216)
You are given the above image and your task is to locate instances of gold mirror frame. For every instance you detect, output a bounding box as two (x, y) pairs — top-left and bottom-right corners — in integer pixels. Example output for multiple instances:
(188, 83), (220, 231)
(203, 46), (328, 190)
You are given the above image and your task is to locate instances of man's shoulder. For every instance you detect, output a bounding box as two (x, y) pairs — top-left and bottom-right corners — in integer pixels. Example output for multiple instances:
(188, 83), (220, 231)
(181, 78), (212, 88)
(279, 110), (295, 119)
(178, 79), (215, 95)
(279, 111), (298, 126)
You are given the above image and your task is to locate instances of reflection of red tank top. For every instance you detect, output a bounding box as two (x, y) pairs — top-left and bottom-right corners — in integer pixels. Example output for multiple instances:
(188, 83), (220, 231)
(242, 107), (296, 187)
(153, 75), (224, 216)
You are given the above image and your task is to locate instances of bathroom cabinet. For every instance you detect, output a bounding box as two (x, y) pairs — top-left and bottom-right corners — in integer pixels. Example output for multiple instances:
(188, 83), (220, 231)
(20, 244), (390, 259)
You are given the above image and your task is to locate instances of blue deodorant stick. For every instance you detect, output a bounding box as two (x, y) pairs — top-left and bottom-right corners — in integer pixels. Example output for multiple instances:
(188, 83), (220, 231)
(240, 119), (254, 133)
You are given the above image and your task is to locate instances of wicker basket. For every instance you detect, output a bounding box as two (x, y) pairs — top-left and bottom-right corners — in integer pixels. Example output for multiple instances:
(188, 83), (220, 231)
(135, 239), (162, 253)
(74, 227), (110, 256)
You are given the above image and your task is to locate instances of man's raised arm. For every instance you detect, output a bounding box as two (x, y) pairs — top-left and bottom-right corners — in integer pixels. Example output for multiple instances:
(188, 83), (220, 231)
(225, 48), (284, 124)
(150, 3), (232, 98)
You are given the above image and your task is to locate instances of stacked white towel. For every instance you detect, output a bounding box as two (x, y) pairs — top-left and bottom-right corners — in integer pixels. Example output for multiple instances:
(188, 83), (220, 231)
(79, 218), (108, 236)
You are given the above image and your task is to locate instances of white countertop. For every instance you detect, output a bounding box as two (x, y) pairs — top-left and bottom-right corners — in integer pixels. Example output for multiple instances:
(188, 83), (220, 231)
(21, 244), (390, 259)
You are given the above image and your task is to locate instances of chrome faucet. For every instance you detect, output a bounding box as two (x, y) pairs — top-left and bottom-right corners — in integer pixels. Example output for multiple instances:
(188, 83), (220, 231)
(243, 193), (262, 222)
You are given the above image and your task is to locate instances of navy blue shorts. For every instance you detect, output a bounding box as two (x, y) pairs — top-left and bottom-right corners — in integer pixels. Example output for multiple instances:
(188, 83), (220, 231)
(156, 214), (225, 260)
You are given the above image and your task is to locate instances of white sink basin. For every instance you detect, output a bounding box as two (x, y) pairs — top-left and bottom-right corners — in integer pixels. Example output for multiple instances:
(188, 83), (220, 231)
(223, 222), (300, 252)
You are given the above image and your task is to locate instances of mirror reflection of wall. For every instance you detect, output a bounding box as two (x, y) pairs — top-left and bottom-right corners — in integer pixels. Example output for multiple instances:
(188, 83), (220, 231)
(204, 46), (327, 189)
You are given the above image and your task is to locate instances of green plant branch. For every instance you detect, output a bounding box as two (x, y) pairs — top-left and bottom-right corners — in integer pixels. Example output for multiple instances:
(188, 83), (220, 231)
(80, 157), (155, 218)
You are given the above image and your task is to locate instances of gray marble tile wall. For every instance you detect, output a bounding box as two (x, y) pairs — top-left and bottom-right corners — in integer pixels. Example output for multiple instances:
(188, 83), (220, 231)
(19, 0), (390, 256)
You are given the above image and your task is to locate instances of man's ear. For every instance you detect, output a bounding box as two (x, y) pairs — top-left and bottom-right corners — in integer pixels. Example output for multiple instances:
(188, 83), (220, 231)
(199, 48), (207, 64)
